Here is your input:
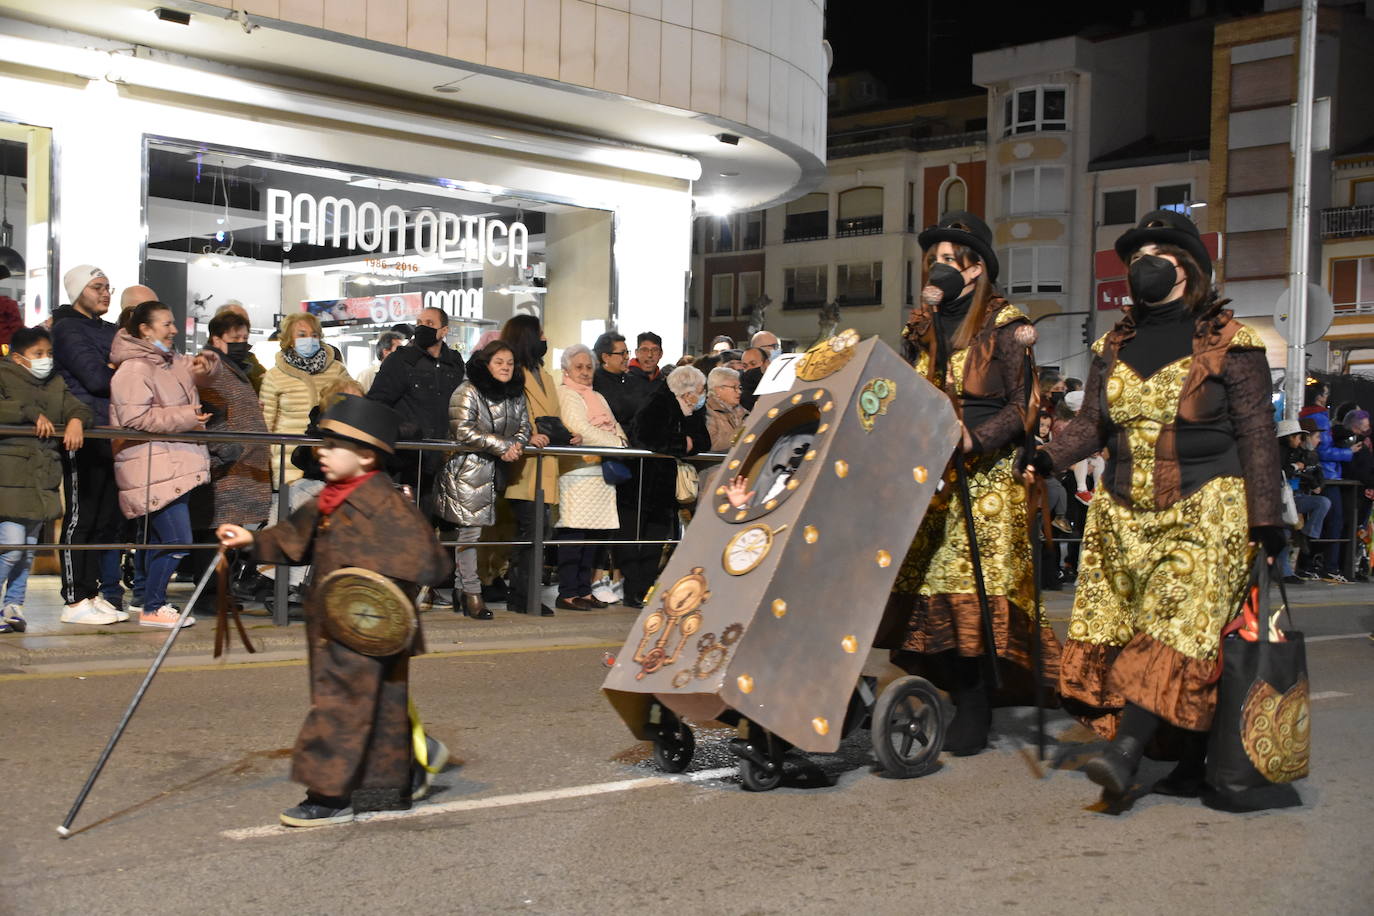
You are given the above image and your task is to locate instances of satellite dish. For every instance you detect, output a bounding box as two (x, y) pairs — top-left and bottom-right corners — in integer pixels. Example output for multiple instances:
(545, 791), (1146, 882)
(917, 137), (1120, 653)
(1274, 282), (1334, 345)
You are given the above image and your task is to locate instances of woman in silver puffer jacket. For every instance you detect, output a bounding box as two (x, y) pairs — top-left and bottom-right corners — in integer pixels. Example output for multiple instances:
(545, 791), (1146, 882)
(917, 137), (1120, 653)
(436, 341), (530, 619)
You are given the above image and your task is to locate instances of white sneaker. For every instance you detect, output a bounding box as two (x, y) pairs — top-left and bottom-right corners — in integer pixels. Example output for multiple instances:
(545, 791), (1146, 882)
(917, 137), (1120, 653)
(92, 596), (130, 623)
(139, 605), (195, 629)
(1, 603), (25, 633)
(60, 598), (120, 626)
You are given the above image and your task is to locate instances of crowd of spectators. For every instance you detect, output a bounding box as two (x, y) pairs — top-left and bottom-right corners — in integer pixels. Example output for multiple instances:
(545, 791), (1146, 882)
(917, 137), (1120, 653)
(0, 265), (787, 630)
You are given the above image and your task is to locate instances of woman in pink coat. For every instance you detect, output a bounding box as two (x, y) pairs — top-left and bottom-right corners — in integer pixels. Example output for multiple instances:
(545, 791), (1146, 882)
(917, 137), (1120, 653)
(109, 301), (217, 628)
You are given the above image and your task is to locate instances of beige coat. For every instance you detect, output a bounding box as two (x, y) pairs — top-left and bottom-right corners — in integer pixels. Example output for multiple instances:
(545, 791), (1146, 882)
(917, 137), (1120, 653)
(259, 350), (352, 486)
(504, 364), (560, 504)
(704, 395), (747, 452)
(555, 384), (625, 530)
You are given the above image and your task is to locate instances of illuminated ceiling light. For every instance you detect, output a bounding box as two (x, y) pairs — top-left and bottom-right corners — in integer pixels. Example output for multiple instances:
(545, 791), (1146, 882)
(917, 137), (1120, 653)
(700, 195), (734, 218)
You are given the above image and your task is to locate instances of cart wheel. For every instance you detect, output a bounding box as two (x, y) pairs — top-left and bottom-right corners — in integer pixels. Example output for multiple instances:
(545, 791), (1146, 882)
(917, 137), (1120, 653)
(652, 718), (696, 773)
(739, 757), (783, 792)
(871, 676), (944, 778)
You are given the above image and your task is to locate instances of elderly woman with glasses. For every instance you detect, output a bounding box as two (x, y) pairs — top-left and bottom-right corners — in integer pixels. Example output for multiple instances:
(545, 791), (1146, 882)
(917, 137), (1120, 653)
(704, 366), (747, 452)
(553, 344), (629, 611)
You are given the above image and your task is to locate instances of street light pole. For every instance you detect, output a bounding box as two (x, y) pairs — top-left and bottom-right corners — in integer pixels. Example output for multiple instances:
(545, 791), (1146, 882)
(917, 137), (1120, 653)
(1284, 0), (1318, 419)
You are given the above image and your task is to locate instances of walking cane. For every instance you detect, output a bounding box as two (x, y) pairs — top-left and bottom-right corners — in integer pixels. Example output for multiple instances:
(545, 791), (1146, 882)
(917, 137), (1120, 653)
(1018, 348), (1049, 763)
(952, 457), (1003, 692)
(57, 547), (227, 838)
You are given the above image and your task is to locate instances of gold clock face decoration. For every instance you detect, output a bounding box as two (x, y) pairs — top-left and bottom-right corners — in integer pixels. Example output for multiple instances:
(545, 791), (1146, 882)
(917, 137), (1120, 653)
(723, 524), (776, 576)
(796, 328), (862, 382)
(632, 567), (711, 680)
(316, 567), (417, 657)
(857, 377), (897, 432)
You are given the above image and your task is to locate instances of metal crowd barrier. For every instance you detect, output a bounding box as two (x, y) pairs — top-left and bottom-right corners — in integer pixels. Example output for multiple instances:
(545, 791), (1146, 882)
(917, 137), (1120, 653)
(0, 423), (726, 624)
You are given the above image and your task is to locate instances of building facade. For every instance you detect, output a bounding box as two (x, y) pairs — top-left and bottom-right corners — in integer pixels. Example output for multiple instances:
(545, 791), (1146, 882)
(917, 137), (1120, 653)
(0, 0), (828, 369)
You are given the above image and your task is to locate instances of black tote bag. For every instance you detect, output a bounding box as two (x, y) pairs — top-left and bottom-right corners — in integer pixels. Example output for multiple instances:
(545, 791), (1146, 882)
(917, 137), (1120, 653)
(1204, 554), (1309, 811)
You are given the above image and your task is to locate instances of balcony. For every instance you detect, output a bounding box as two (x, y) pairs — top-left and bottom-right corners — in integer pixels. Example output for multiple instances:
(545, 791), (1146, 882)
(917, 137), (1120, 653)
(835, 215), (884, 238)
(1322, 205), (1374, 240)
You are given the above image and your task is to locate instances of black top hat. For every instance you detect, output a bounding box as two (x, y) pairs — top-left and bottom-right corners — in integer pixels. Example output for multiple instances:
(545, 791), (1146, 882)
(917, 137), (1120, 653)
(1115, 209), (1211, 279)
(917, 210), (999, 284)
(318, 395), (401, 454)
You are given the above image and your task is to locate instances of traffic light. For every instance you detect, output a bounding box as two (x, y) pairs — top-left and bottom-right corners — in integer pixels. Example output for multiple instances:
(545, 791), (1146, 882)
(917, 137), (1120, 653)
(1081, 315), (1093, 347)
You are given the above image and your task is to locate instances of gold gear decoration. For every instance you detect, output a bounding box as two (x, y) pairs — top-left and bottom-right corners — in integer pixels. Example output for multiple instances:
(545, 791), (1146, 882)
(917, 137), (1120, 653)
(795, 328), (862, 381)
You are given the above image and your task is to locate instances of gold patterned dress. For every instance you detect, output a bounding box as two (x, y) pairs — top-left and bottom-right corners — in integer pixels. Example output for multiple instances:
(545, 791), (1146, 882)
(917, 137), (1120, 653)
(1045, 319), (1280, 736)
(881, 301), (1061, 695)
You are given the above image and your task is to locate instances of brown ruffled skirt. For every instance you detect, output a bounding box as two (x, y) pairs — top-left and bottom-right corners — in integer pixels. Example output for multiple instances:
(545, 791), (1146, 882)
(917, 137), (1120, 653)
(1060, 475), (1250, 736)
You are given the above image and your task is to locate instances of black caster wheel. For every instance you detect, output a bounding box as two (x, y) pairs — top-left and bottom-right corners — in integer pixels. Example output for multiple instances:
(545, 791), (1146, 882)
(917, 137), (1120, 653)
(871, 675), (944, 778)
(652, 717), (695, 773)
(739, 757), (783, 792)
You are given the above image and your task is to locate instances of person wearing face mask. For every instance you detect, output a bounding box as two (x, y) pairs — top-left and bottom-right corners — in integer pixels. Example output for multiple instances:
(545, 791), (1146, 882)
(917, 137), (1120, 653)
(109, 301), (220, 629)
(215, 302), (267, 393)
(188, 309), (272, 606)
(626, 364), (709, 608)
(881, 210), (1062, 759)
(499, 314), (565, 616)
(0, 327), (93, 632)
(367, 307), (466, 506)
(260, 312), (353, 488)
(1021, 210), (1283, 802)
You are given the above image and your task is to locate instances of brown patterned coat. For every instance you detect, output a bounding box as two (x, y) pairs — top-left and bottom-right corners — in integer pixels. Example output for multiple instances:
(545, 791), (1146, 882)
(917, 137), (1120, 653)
(252, 472), (452, 810)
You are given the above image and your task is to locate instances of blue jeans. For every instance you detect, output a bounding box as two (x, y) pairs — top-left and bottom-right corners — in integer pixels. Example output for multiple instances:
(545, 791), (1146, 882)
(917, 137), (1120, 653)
(1295, 493), (1330, 540)
(134, 496), (192, 612)
(0, 519), (41, 607)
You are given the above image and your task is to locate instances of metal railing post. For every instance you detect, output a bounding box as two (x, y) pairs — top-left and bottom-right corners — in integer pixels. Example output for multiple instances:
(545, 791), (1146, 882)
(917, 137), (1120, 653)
(273, 447), (290, 627)
(527, 449), (545, 615)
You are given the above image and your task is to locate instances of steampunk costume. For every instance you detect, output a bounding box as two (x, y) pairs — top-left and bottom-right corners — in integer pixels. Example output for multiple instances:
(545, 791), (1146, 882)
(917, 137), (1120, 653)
(880, 211), (1061, 756)
(1037, 210), (1282, 797)
(250, 397), (452, 823)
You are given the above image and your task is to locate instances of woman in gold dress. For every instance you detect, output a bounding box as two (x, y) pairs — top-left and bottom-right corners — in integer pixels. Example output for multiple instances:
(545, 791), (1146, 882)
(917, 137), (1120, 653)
(1025, 210), (1284, 797)
(882, 211), (1062, 757)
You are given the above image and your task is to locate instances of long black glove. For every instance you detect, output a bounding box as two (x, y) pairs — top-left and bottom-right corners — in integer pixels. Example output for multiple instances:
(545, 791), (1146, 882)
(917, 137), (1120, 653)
(1014, 446), (1054, 477)
(1250, 525), (1289, 557)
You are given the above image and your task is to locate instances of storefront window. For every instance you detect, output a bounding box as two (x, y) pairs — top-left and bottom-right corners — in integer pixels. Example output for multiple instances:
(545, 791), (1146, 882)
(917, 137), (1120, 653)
(142, 138), (613, 372)
(0, 120), (55, 337)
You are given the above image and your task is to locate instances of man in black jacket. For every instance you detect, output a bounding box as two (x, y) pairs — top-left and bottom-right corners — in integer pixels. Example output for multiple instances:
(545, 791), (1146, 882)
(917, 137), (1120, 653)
(51, 265), (128, 625)
(367, 306), (465, 494)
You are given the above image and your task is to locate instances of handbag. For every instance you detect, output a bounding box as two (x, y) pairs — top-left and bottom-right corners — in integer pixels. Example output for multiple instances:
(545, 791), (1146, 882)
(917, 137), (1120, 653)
(535, 415), (574, 447)
(675, 460), (700, 504)
(1279, 474), (1299, 527)
(601, 458), (633, 486)
(1204, 553), (1308, 811)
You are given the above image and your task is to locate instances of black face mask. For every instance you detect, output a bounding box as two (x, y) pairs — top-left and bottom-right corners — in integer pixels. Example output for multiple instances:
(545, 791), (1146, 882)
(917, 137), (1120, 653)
(534, 339), (548, 360)
(225, 341), (252, 367)
(1050, 390), (1066, 408)
(1128, 255), (1179, 306)
(411, 325), (440, 349)
(927, 262), (967, 305)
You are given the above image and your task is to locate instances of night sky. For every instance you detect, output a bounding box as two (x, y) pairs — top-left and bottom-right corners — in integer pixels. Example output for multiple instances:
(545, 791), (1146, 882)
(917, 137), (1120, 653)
(824, 0), (1267, 102)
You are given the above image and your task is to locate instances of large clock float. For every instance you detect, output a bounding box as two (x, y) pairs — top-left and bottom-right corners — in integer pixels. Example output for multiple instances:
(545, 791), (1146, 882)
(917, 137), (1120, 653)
(602, 330), (961, 790)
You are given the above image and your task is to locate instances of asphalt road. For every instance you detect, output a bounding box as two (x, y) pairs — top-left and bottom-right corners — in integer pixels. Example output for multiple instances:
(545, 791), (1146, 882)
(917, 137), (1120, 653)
(1, 598), (1370, 915)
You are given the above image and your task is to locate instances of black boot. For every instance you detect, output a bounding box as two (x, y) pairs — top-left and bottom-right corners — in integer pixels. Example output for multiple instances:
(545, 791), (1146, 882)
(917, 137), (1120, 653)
(1153, 729), (1208, 797)
(1085, 703), (1159, 796)
(942, 656), (992, 757)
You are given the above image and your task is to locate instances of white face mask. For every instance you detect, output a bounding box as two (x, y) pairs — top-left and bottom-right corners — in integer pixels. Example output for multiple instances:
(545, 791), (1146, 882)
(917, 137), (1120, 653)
(21, 356), (53, 379)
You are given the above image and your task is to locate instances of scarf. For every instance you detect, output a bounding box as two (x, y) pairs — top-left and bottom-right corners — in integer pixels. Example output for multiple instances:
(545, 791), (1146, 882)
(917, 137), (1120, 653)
(562, 375), (616, 431)
(283, 343), (330, 375)
(318, 470), (378, 516)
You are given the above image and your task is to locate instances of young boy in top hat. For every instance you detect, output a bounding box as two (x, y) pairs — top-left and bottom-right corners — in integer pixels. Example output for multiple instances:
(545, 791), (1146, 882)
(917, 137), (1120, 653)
(218, 395), (453, 827)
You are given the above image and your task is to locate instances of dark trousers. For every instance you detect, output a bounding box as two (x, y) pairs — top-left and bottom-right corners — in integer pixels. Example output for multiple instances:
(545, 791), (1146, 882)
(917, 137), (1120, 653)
(557, 528), (607, 599)
(59, 441), (125, 605)
(615, 512), (675, 605)
(505, 498), (551, 611)
(1322, 485), (1346, 571)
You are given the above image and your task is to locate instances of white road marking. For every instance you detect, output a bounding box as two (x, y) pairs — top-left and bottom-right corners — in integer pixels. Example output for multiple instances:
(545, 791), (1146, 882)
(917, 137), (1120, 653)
(1305, 633), (1372, 643)
(1310, 691), (1351, 701)
(221, 766), (739, 840)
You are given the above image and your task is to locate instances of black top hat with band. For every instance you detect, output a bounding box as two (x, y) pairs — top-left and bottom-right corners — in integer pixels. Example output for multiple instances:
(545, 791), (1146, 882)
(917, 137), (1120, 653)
(917, 210), (999, 284)
(1114, 209), (1212, 280)
(318, 395), (401, 455)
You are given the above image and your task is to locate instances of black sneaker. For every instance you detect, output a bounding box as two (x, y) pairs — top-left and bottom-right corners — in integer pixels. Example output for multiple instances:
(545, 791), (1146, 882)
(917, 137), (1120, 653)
(279, 797), (354, 828)
(411, 764), (432, 802)
(1282, 575), (1306, 586)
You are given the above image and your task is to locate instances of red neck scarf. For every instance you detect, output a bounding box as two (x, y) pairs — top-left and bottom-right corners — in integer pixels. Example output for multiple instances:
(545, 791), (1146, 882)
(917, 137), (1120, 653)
(318, 471), (378, 516)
